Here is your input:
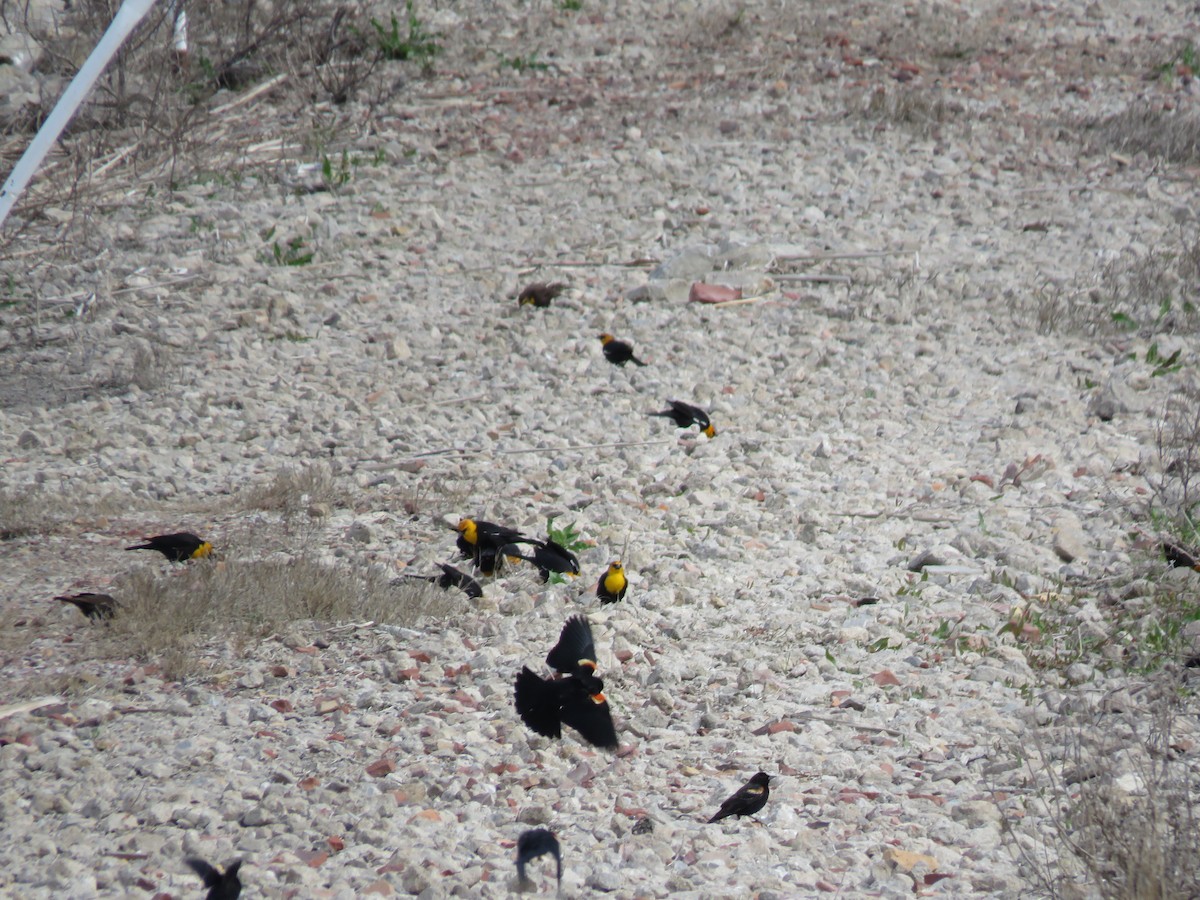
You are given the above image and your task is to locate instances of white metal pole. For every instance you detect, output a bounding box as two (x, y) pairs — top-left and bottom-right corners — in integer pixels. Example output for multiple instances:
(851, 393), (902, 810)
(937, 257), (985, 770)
(0, 0), (160, 231)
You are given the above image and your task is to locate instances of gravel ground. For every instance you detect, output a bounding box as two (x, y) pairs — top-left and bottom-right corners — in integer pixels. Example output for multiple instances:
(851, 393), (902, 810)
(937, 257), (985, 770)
(3, 1), (1200, 897)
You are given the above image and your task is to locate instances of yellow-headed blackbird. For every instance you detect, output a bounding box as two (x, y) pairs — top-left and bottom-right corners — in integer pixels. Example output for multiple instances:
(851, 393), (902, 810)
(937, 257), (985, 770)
(126, 532), (212, 562)
(708, 772), (772, 823)
(518, 282), (566, 308)
(456, 518), (539, 573)
(406, 563), (483, 599)
(598, 333), (646, 367)
(514, 615), (618, 750)
(650, 399), (716, 438)
(55, 592), (118, 621)
(502, 539), (581, 582)
(516, 828), (562, 890)
(1163, 541), (1200, 571)
(596, 561), (627, 604)
(185, 858), (242, 900)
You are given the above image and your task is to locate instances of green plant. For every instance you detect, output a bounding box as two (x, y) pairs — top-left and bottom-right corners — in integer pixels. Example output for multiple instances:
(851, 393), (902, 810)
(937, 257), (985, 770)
(1160, 42), (1199, 82)
(545, 516), (587, 553)
(262, 226), (314, 266)
(1146, 342), (1184, 377)
(371, 1), (440, 64)
(559, 0), (583, 9)
(498, 52), (550, 72)
(322, 149), (352, 188)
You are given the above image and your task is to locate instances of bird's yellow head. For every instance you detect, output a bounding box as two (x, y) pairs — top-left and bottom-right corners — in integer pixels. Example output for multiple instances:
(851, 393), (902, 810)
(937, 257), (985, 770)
(607, 561), (624, 577)
(703, 423), (716, 438)
(598, 333), (614, 345)
(456, 519), (478, 544)
(193, 541), (214, 559)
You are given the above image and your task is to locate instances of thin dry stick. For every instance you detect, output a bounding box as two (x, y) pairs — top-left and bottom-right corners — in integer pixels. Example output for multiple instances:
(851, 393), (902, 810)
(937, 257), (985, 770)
(0, 697), (60, 721)
(210, 72), (289, 115)
(773, 274), (853, 283)
(775, 249), (916, 262)
(404, 438), (675, 461)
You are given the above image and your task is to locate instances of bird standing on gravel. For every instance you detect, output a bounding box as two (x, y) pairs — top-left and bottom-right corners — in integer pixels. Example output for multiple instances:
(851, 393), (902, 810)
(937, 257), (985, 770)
(598, 333), (646, 367)
(455, 518), (538, 572)
(185, 858), (242, 900)
(596, 561), (627, 604)
(518, 282), (567, 308)
(55, 592), (118, 621)
(126, 532), (212, 562)
(649, 399), (716, 438)
(708, 772), (772, 823)
(502, 538), (581, 582)
(514, 615), (618, 750)
(516, 828), (563, 891)
(404, 563), (483, 599)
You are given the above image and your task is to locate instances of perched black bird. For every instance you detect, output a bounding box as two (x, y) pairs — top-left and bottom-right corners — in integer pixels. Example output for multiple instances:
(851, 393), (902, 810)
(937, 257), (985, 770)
(516, 828), (562, 890)
(649, 400), (716, 438)
(185, 858), (242, 900)
(515, 615), (618, 750)
(455, 518), (538, 567)
(708, 772), (772, 823)
(502, 539), (581, 582)
(518, 282), (566, 308)
(126, 532), (212, 562)
(596, 561), (627, 604)
(598, 333), (646, 367)
(405, 563), (483, 599)
(1163, 541), (1200, 572)
(55, 592), (118, 621)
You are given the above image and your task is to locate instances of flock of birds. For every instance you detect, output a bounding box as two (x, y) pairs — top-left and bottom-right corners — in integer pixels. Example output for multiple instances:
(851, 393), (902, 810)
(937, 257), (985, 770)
(45, 283), (765, 896)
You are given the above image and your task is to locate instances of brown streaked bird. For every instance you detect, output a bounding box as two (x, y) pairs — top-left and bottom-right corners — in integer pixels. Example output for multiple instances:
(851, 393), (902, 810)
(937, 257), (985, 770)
(596, 560), (627, 604)
(598, 333), (646, 367)
(185, 857), (242, 900)
(518, 281), (567, 308)
(405, 563), (483, 599)
(55, 592), (118, 621)
(514, 615), (618, 750)
(708, 772), (772, 823)
(126, 532), (212, 562)
(516, 828), (562, 890)
(649, 399), (716, 438)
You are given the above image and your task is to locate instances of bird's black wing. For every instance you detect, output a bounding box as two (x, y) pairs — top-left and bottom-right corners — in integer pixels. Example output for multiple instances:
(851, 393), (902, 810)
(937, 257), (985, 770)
(546, 615), (596, 673)
(185, 858), (221, 888)
(539, 540), (580, 575)
(559, 689), (618, 750)
(514, 667), (563, 739)
(516, 828), (562, 884)
(438, 564), (483, 598)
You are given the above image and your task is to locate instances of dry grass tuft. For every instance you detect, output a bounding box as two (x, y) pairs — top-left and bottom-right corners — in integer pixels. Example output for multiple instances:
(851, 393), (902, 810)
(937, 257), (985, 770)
(1013, 681), (1200, 898)
(242, 464), (343, 515)
(1084, 106), (1200, 166)
(104, 556), (460, 677)
(0, 485), (134, 540)
(1029, 232), (1200, 338)
(857, 86), (969, 138)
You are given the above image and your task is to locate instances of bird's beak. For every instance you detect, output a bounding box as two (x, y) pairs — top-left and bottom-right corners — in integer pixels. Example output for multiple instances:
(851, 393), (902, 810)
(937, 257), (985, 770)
(704, 424), (716, 438)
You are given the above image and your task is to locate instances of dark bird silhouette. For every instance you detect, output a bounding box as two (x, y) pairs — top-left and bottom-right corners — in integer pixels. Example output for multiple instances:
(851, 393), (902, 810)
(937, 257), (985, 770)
(514, 615), (618, 750)
(518, 282), (566, 308)
(185, 857), (242, 900)
(516, 828), (562, 890)
(55, 592), (118, 621)
(598, 333), (646, 367)
(126, 532), (212, 562)
(405, 563), (483, 599)
(455, 518), (538, 567)
(708, 772), (772, 823)
(596, 561), (627, 604)
(1163, 540), (1200, 571)
(649, 399), (716, 438)
(502, 539), (581, 582)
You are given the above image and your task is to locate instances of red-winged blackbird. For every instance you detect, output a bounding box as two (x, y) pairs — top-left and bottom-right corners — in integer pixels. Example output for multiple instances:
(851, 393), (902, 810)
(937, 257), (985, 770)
(1163, 541), (1200, 571)
(126, 532), (212, 562)
(55, 592), (118, 621)
(708, 772), (772, 823)
(650, 399), (716, 438)
(516, 828), (562, 889)
(405, 563), (483, 599)
(514, 615), (618, 750)
(596, 561), (627, 604)
(185, 858), (242, 900)
(501, 538), (581, 582)
(518, 282), (566, 308)
(598, 333), (646, 367)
